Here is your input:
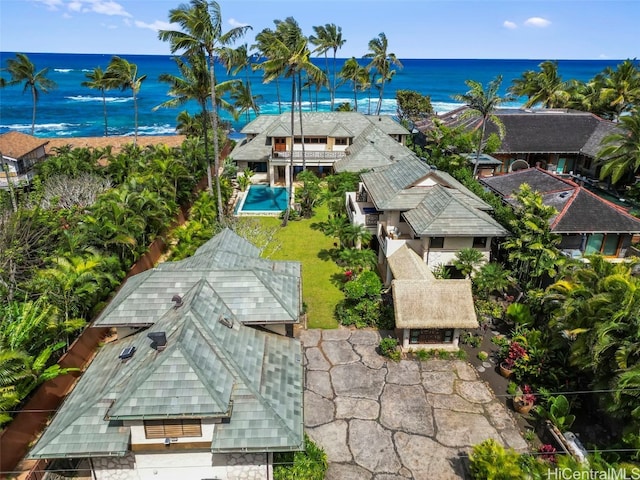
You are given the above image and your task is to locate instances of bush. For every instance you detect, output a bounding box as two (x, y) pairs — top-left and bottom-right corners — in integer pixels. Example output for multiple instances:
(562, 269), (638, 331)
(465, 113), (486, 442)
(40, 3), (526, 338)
(469, 439), (524, 479)
(477, 351), (489, 361)
(273, 434), (327, 480)
(379, 337), (401, 361)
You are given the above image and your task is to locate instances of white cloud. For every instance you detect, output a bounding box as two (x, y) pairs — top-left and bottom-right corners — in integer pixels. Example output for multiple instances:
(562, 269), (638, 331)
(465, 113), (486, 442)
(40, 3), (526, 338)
(503, 20), (517, 30)
(67, 1), (82, 12)
(524, 17), (551, 28)
(89, 0), (131, 17)
(32, 0), (64, 10)
(135, 20), (173, 32)
(228, 18), (250, 28)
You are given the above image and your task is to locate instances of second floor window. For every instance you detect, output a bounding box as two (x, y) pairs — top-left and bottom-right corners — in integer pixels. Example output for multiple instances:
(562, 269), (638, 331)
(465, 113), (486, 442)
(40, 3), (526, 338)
(473, 237), (487, 248)
(144, 419), (202, 439)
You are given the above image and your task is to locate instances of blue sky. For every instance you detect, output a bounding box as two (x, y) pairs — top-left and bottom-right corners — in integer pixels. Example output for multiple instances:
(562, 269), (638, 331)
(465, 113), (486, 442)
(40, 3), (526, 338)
(0, 0), (638, 59)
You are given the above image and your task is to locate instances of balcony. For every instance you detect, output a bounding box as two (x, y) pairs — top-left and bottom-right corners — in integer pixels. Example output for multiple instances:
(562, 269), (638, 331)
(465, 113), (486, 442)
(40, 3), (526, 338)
(271, 150), (344, 165)
(346, 192), (379, 231)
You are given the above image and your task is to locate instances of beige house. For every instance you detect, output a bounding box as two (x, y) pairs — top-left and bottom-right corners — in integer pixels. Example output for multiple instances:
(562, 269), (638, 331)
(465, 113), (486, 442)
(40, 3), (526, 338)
(388, 245), (478, 351)
(229, 111), (410, 185)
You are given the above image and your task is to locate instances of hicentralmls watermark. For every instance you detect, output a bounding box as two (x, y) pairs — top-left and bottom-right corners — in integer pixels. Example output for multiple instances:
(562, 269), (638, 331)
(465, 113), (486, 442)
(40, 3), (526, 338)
(547, 468), (640, 480)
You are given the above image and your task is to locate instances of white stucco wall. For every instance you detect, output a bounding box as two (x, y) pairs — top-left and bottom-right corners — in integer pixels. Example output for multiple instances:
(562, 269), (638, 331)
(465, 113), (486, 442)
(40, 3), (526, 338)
(92, 452), (272, 480)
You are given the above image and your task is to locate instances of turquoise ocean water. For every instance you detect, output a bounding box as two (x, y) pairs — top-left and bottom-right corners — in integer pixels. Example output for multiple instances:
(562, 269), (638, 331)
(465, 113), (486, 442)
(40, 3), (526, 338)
(0, 52), (625, 139)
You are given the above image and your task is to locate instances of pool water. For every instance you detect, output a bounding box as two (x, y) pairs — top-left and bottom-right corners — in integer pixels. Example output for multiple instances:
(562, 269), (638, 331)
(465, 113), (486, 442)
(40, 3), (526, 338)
(235, 185), (289, 215)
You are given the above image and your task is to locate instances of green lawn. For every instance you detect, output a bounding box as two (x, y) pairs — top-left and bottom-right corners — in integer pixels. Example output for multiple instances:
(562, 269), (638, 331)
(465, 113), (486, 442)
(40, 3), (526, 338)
(258, 205), (342, 329)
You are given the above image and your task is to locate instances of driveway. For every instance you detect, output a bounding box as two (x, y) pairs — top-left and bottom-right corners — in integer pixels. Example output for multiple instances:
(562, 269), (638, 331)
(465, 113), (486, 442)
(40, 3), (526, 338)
(300, 328), (528, 480)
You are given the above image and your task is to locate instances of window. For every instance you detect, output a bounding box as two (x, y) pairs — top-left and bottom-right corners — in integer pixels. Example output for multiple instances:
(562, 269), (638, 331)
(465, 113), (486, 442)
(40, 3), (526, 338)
(430, 237), (444, 249)
(334, 138), (348, 146)
(473, 237), (487, 248)
(144, 419), (202, 439)
(409, 329), (454, 344)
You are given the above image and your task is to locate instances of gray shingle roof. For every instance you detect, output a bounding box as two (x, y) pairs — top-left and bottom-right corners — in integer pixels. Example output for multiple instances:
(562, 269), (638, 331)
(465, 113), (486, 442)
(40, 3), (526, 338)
(231, 112), (410, 169)
(94, 228), (301, 327)
(362, 156), (492, 212)
(403, 185), (509, 236)
(481, 168), (640, 234)
(28, 280), (304, 458)
(418, 108), (621, 157)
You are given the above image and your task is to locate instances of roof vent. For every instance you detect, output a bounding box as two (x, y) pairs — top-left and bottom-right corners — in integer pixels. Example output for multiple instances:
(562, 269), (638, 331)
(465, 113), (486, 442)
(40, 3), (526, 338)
(119, 346), (136, 361)
(171, 294), (183, 308)
(219, 316), (234, 329)
(558, 192), (571, 199)
(147, 331), (167, 351)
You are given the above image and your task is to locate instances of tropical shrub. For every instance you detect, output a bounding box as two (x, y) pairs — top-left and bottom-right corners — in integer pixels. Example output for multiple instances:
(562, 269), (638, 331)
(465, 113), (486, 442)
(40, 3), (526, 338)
(273, 434), (327, 480)
(379, 337), (401, 361)
(468, 438), (524, 479)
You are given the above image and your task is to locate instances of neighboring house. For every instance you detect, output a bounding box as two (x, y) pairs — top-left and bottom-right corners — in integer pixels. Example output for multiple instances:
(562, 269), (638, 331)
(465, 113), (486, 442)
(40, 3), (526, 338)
(0, 131), (48, 189)
(388, 245), (478, 351)
(93, 228), (303, 337)
(230, 111), (411, 185)
(416, 108), (620, 179)
(480, 167), (640, 260)
(27, 229), (304, 480)
(346, 156), (509, 282)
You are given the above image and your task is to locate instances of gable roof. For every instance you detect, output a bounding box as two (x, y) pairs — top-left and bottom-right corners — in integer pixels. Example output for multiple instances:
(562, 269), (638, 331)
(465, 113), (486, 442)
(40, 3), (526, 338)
(481, 168), (640, 234)
(388, 245), (478, 329)
(28, 280), (304, 458)
(0, 131), (48, 159)
(94, 228), (301, 327)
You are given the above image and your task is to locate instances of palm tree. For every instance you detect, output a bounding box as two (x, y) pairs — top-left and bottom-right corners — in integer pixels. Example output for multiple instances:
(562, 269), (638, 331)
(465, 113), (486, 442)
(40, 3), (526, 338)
(363, 33), (402, 115)
(452, 75), (514, 177)
(597, 59), (640, 122)
(4, 53), (57, 135)
(253, 28), (284, 114)
(158, 0), (252, 224)
(509, 61), (569, 108)
(105, 56), (146, 141)
(219, 43), (260, 119)
(81, 66), (113, 136)
(338, 57), (369, 112)
(597, 109), (640, 184)
(309, 23), (345, 111)
(230, 81), (261, 122)
(452, 247), (485, 279)
(256, 17), (325, 226)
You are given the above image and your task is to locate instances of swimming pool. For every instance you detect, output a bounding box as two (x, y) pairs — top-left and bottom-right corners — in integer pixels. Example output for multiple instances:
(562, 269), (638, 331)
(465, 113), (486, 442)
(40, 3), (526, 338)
(235, 185), (290, 215)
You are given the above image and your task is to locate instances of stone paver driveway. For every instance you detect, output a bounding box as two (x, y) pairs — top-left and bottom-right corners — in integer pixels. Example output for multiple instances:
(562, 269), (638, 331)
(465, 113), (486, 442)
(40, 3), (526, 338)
(300, 328), (527, 480)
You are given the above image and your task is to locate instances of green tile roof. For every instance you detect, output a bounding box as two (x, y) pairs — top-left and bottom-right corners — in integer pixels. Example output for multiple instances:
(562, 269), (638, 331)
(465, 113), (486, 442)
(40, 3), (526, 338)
(28, 280), (304, 458)
(403, 185), (509, 237)
(94, 228), (301, 327)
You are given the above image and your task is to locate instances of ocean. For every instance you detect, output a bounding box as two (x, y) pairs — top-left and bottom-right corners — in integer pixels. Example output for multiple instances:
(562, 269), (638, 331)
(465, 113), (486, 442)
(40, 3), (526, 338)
(0, 52), (626, 139)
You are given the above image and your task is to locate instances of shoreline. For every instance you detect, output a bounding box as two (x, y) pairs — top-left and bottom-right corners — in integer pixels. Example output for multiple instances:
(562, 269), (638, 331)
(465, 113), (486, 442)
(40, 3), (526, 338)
(43, 134), (187, 155)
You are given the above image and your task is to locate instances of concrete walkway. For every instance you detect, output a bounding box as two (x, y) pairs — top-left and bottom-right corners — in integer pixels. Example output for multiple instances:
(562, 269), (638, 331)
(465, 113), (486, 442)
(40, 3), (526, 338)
(300, 328), (528, 480)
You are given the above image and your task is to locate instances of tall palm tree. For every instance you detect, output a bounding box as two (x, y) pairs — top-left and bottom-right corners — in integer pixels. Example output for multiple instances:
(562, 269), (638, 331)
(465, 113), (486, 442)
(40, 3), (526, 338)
(256, 17), (325, 226)
(363, 33), (402, 115)
(158, 0), (252, 224)
(452, 75), (514, 176)
(597, 109), (640, 184)
(105, 56), (146, 141)
(4, 53), (57, 135)
(81, 66), (113, 136)
(309, 23), (346, 111)
(338, 57), (369, 112)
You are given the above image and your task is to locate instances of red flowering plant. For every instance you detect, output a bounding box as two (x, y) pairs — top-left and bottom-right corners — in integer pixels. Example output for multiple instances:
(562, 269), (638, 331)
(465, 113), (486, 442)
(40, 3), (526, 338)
(538, 443), (557, 463)
(515, 384), (536, 405)
(501, 340), (529, 370)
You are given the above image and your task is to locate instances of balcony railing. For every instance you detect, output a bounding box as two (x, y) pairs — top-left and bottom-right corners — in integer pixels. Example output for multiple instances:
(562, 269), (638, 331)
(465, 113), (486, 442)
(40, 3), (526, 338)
(356, 191), (368, 202)
(271, 150), (344, 161)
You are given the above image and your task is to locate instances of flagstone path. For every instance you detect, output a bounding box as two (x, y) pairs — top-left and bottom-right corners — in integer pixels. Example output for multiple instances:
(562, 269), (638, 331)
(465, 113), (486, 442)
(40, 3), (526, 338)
(300, 328), (528, 480)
